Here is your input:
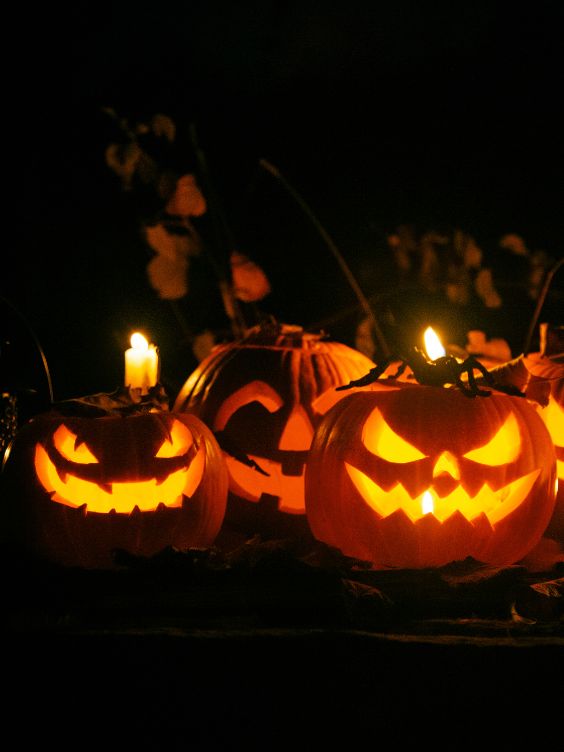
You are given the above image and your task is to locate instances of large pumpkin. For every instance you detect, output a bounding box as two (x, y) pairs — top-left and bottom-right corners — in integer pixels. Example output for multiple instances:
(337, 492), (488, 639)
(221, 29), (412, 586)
(1, 410), (228, 568)
(305, 382), (557, 568)
(174, 323), (376, 541)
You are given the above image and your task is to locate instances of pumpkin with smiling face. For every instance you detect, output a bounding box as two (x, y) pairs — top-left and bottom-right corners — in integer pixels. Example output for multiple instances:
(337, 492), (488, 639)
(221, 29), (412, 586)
(305, 383), (557, 568)
(174, 323), (376, 542)
(2, 411), (228, 568)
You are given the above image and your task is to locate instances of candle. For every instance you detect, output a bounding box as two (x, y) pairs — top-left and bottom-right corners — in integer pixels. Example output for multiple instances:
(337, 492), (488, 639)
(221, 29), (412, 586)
(125, 332), (159, 394)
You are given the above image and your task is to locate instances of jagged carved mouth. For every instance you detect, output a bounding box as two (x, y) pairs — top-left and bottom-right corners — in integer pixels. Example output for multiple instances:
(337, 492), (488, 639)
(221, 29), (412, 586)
(345, 462), (541, 524)
(34, 443), (205, 514)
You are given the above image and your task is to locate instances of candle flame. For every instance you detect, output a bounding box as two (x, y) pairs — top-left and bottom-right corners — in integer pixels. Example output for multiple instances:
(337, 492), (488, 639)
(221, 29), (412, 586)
(424, 327), (446, 361)
(422, 490), (434, 515)
(130, 332), (149, 351)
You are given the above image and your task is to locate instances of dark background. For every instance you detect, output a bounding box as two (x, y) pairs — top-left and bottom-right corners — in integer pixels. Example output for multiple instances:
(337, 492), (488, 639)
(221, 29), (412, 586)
(3, 0), (564, 407)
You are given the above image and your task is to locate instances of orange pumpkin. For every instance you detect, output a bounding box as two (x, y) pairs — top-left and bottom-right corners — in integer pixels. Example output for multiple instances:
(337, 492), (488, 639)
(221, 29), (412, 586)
(174, 323), (376, 541)
(2, 410), (228, 568)
(523, 330), (564, 541)
(305, 382), (557, 568)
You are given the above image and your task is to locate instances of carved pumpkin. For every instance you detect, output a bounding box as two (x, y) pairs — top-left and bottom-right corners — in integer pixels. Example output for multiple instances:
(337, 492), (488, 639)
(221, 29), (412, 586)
(523, 327), (564, 542)
(2, 410), (228, 568)
(174, 323), (376, 541)
(305, 382), (557, 568)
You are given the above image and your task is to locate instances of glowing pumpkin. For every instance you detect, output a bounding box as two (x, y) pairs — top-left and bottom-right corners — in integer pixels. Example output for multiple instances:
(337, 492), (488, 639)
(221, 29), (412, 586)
(305, 382), (557, 568)
(2, 411), (228, 568)
(523, 330), (564, 541)
(174, 323), (376, 541)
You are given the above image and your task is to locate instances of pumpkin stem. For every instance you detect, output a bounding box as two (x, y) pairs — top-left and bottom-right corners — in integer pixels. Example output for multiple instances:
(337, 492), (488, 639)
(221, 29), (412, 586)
(259, 159), (390, 357)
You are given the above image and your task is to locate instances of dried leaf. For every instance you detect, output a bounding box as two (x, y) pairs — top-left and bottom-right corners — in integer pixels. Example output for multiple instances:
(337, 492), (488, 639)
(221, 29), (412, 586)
(166, 174), (207, 217)
(145, 224), (178, 260)
(147, 253), (188, 299)
(51, 384), (169, 417)
(151, 113), (176, 142)
(230, 251), (271, 302)
(192, 330), (216, 362)
(466, 330), (512, 362)
(104, 142), (142, 189)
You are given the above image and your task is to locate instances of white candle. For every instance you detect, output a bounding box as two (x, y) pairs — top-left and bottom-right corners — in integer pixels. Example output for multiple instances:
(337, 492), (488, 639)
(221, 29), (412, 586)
(125, 332), (159, 394)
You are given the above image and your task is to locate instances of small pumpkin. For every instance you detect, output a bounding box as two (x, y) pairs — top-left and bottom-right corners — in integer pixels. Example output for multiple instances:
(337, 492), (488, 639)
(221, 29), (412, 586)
(523, 324), (564, 541)
(2, 408), (228, 568)
(174, 322), (376, 542)
(305, 382), (557, 568)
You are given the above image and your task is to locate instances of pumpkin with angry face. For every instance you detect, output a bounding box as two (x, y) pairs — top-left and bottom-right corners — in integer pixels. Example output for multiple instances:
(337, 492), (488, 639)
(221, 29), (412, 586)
(2, 410), (228, 568)
(174, 323), (376, 542)
(305, 382), (557, 568)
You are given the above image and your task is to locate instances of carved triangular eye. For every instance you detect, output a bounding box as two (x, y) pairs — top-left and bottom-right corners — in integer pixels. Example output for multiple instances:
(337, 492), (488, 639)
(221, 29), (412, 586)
(363, 408), (426, 463)
(463, 412), (521, 465)
(53, 425), (99, 464)
(213, 381), (284, 431)
(156, 420), (194, 458)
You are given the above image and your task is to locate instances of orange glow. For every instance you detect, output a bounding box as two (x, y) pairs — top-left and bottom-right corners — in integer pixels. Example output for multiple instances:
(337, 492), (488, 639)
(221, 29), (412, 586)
(422, 491), (434, 515)
(345, 461), (540, 524)
(34, 439), (205, 514)
(214, 381), (283, 431)
(542, 396), (564, 480)
(226, 455), (305, 513)
(424, 327), (446, 361)
(53, 425), (99, 464)
(278, 406), (314, 451)
(363, 407), (425, 463)
(131, 332), (149, 351)
(463, 413), (521, 465)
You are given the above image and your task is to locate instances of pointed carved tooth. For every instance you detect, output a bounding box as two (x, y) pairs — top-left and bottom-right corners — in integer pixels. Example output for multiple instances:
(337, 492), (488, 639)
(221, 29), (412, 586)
(108, 508), (117, 515)
(129, 505), (142, 517)
(77, 503), (88, 517)
(156, 502), (168, 512)
(55, 466), (68, 484)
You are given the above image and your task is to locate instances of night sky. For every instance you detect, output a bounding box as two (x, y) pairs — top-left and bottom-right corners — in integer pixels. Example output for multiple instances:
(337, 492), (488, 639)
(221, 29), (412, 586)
(5, 1), (564, 404)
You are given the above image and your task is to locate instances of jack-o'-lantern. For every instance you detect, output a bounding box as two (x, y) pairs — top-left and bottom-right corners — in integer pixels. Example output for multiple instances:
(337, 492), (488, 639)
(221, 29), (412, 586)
(305, 382), (557, 568)
(523, 324), (564, 541)
(1, 410), (228, 568)
(174, 323), (376, 542)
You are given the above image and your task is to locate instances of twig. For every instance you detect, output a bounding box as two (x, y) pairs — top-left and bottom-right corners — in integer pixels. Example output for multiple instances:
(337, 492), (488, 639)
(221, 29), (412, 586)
(189, 124), (246, 338)
(522, 256), (564, 355)
(259, 159), (390, 356)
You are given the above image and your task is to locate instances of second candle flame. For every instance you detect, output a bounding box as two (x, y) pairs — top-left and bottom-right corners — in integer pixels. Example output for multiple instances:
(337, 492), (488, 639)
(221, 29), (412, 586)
(424, 327), (446, 361)
(422, 490), (434, 515)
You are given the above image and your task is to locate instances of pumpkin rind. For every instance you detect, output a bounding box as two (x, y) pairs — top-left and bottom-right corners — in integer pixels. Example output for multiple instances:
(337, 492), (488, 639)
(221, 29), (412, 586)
(304, 383), (557, 568)
(174, 324), (376, 541)
(2, 411), (228, 568)
(523, 352), (564, 541)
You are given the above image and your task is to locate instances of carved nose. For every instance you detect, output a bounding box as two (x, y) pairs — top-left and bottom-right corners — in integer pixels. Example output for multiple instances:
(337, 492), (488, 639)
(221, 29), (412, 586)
(279, 406), (314, 451)
(432, 452), (460, 497)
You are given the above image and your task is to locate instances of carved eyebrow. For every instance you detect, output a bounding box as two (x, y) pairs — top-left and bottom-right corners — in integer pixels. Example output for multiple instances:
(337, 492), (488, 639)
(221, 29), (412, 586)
(214, 381), (283, 431)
